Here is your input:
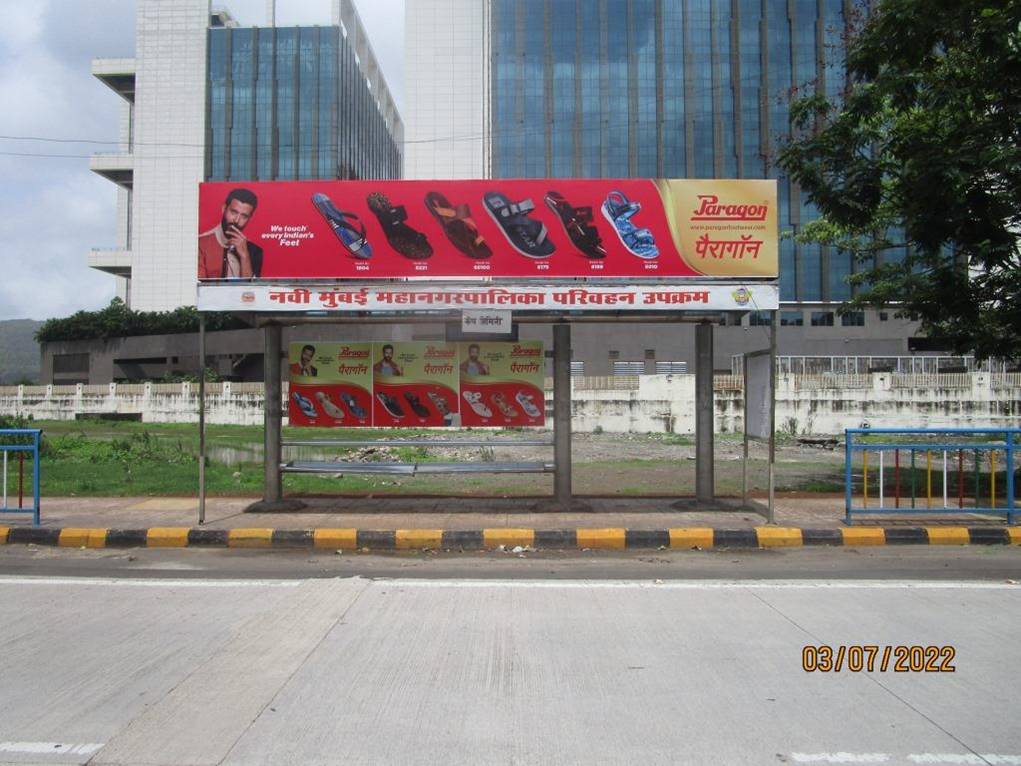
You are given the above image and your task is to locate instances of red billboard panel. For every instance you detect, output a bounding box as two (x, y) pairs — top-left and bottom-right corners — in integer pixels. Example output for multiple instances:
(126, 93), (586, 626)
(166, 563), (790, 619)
(198, 179), (777, 282)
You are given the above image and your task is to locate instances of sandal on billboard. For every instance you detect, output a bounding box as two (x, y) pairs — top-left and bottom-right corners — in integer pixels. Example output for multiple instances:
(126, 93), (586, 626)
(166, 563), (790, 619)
(515, 391), (542, 418)
(403, 391), (431, 418)
(462, 390), (493, 419)
(340, 391), (367, 419)
(292, 391), (318, 419)
(376, 392), (405, 419)
(311, 193), (372, 259)
(601, 190), (659, 259)
(544, 191), (606, 259)
(315, 391), (346, 420)
(424, 191), (492, 259)
(490, 391), (518, 418)
(367, 192), (433, 260)
(483, 191), (555, 259)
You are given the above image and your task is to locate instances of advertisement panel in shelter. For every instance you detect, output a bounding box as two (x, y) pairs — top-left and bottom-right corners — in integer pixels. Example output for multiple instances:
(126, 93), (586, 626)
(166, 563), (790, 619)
(372, 342), (460, 428)
(198, 179), (777, 283)
(458, 341), (546, 427)
(287, 342), (373, 427)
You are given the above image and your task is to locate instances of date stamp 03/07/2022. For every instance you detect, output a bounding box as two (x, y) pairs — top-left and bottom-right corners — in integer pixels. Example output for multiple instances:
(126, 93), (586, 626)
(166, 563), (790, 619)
(802, 645), (956, 673)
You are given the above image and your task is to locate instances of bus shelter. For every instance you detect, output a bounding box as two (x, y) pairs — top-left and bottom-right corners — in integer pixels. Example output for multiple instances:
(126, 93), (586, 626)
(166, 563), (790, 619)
(194, 178), (779, 520)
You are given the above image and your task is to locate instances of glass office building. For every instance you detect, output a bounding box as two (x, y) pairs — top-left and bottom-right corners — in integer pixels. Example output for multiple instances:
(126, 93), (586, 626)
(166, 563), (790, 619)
(207, 25), (402, 182)
(489, 0), (859, 303)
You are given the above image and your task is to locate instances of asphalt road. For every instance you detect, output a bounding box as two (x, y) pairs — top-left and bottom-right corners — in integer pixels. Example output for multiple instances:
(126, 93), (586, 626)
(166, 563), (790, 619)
(1, 549), (1020, 765)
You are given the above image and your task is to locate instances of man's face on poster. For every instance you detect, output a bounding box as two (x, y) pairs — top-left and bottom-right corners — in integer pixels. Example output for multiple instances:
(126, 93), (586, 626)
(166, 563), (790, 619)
(300, 347), (314, 366)
(221, 198), (255, 236)
(469, 345), (480, 361)
(383, 346), (394, 361)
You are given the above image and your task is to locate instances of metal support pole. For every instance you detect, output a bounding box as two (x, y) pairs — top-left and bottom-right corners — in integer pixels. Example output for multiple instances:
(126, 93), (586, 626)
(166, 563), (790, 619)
(695, 321), (714, 505)
(553, 322), (572, 508)
(767, 309), (777, 523)
(198, 314), (206, 525)
(264, 323), (283, 504)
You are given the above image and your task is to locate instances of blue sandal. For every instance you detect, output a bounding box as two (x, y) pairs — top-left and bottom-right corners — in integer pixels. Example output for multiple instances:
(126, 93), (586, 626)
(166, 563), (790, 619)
(601, 191), (659, 260)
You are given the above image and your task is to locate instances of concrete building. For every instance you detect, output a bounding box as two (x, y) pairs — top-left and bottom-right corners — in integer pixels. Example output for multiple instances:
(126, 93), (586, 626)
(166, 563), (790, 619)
(89, 0), (403, 312)
(403, 0), (929, 368)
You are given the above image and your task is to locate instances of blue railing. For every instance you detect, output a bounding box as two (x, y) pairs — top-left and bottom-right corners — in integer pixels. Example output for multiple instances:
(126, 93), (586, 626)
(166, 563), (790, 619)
(0, 429), (42, 526)
(845, 428), (1018, 525)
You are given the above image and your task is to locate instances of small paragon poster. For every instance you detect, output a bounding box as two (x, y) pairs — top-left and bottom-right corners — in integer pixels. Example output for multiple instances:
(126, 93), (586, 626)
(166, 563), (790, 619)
(372, 342), (460, 427)
(287, 342), (373, 427)
(458, 341), (546, 427)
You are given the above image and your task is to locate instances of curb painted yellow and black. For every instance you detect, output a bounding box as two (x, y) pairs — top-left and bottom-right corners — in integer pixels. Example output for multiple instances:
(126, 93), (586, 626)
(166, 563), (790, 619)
(0, 526), (1019, 550)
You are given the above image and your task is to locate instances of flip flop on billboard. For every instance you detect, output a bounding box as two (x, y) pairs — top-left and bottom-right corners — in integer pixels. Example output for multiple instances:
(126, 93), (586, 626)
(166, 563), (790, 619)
(314, 391), (345, 420)
(462, 390), (493, 418)
(292, 391), (318, 419)
(601, 190), (659, 259)
(483, 191), (556, 259)
(311, 193), (372, 259)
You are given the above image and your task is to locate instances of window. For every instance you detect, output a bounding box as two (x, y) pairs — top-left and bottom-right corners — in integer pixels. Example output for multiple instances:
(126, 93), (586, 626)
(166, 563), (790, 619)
(570, 360), (585, 376)
(879, 312), (888, 321)
(749, 311), (772, 326)
(644, 349), (656, 360)
(840, 312), (865, 327)
(780, 311), (804, 326)
(655, 361), (688, 374)
(608, 350), (620, 360)
(810, 311), (834, 327)
(612, 361), (645, 375)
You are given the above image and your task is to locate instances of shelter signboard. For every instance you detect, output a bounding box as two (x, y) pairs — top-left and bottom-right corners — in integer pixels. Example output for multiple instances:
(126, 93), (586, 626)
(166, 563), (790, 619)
(197, 178), (777, 284)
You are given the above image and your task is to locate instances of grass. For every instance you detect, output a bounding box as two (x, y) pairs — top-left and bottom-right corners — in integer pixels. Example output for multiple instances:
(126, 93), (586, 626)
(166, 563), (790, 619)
(0, 418), (926, 499)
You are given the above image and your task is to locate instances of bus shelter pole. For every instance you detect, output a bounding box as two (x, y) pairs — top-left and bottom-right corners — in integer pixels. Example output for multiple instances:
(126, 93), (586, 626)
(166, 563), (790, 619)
(263, 323), (283, 505)
(695, 321), (715, 505)
(553, 323), (572, 507)
(198, 314), (206, 525)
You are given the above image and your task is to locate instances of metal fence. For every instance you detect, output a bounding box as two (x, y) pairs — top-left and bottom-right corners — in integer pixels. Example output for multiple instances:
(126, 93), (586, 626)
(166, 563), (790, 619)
(0, 429), (41, 526)
(735, 355), (1014, 376)
(844, 428), (1019, 525)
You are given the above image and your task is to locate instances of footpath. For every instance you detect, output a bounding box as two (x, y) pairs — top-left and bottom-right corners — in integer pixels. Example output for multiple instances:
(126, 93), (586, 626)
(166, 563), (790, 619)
(1, 495), (1018, 550)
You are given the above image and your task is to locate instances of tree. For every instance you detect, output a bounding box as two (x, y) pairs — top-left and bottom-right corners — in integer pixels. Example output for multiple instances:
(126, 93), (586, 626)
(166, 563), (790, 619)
(779, 0), (1021, 360)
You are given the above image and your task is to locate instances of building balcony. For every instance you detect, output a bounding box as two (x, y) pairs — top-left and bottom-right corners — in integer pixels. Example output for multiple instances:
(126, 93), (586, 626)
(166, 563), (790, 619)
(88, 248), (132, 278)
(92, 57), (135, 101)
(90, 152), (133, 188)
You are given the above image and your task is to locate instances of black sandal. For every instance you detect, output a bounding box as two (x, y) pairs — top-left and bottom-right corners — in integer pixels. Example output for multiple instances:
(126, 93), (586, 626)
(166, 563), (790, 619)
(367, 192), (433, 260)
(544, 191), (606, 259)
(483, 191), (555, 259)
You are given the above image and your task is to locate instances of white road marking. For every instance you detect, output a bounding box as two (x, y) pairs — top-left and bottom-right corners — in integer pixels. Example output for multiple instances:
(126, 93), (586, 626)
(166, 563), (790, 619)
(792, 753), (889, 763)
(0, 741), (103, 756)
(0, 576), (301, 588)
(790, 754), (1021, 765)
(382, 579), (1020, 590)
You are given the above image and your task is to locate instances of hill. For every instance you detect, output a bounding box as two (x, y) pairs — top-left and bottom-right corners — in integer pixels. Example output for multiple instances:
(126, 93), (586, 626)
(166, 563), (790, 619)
(0, 319), (43, 384)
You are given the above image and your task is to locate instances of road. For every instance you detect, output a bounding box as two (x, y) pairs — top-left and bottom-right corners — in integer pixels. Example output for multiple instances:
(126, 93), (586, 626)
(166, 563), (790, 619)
(0, 548), (1019, 765)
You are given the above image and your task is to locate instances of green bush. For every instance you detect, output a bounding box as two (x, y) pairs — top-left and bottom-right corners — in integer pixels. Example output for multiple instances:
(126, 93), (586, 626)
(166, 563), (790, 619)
(35, 299), (249, 343)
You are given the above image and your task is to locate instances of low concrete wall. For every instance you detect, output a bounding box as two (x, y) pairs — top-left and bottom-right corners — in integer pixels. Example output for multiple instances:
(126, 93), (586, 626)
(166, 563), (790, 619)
(1, 374), (1019, 434)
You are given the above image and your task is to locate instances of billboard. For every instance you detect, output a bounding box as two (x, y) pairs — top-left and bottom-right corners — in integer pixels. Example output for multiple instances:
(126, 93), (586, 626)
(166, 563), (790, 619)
(198, 179), (777, 283)
(287, 341), (546, 428)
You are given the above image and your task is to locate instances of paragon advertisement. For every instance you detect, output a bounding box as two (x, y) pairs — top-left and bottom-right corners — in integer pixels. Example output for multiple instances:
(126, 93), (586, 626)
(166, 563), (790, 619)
(372, 342), (460, 428)
(287, 342), (373, 427)
(458, 341), (546, 428)
(197, 179), (777, 283)
(287, 341), (546, 428)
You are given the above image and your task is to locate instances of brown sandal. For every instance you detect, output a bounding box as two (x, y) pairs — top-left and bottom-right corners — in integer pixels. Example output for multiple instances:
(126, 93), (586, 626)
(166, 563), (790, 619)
(424, 191), (492, 259)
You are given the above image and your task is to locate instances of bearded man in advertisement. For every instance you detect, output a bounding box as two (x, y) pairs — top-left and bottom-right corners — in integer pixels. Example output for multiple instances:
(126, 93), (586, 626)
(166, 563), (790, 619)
(198, 188), (264, 279)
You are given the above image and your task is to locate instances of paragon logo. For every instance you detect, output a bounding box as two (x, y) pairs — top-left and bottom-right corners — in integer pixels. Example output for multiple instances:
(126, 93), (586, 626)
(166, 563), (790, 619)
(511, 344), (542, 357)
(692, 195), (768, 222)
(338, 346), (370, 358)
(425, 345), (456, 358)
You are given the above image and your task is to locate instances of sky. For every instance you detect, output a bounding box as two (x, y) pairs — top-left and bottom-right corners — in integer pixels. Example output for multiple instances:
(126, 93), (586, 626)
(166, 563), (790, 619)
(0, 0), (404, 322)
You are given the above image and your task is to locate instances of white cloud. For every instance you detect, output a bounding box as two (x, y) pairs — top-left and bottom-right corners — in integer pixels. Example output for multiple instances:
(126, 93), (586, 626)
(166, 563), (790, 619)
(0, 0), (406, 320)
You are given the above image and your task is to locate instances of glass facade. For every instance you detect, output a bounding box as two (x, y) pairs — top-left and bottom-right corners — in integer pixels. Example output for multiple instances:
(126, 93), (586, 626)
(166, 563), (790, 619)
(207, 26), (401, 182)
(490, 0), (862, 303)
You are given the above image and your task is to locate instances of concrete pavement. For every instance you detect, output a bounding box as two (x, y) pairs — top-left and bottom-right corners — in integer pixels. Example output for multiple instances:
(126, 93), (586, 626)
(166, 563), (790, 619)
(0, 575), (1018, 765)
